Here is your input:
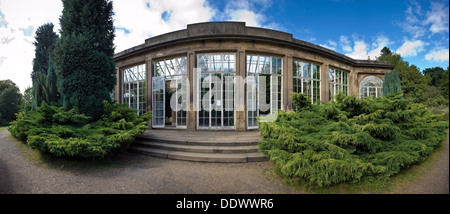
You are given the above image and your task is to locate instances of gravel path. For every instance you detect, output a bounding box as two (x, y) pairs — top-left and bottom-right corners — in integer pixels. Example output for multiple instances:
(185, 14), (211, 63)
(0, 129), (448, 194)
(0, 130), (301, 194)
(388, 130), (449, 194)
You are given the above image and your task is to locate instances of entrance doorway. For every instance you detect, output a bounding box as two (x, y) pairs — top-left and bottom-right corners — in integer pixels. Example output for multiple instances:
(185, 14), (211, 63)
(197, 53), (236, 129)
(152, 57), (188, 128)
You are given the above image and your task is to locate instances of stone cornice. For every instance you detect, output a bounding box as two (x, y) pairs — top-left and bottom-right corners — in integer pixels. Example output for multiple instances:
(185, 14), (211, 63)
(113, 22), (394, 69)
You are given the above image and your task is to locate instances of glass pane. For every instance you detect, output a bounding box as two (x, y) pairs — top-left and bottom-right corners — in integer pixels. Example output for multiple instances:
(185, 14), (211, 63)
(152, 77), (165, 127)
(303, 63), (311, 78)
(361, 75), (383, 87)
(312, 64), (320, 79)
(369, 87), (376, 97)
(360, 87), (367, 99)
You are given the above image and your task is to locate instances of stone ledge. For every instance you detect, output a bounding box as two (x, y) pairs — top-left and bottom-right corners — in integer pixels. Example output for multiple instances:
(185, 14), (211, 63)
(113, 21), (394, 69)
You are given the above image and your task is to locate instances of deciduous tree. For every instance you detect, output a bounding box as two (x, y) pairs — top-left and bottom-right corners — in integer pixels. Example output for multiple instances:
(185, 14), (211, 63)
(0, 80), (22, 125)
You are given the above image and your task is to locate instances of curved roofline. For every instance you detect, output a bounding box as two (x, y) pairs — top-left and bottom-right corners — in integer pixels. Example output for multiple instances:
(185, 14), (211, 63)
(113, 21), (394, 69)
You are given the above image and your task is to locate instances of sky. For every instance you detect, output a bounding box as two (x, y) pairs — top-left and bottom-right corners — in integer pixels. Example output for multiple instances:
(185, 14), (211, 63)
(0, 0), (449, 93)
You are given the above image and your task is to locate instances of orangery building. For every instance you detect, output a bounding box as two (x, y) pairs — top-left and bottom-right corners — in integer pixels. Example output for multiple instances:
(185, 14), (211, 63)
(113, 22), (394, 131)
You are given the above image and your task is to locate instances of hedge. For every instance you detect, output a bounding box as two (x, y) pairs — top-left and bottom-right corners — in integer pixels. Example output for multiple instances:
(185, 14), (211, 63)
(9, 101), (151, 159)
(259, 93), (448, 186)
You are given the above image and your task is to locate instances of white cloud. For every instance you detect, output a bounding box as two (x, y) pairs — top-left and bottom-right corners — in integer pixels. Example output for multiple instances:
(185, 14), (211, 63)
(327, 40), (337, 47)
(396, 39), (426, 57)
(342, 35), (391, 60)
(345, 41), (369, 59)
(423, 1), (449, 34)
(340, 36), (352, 52)
(399, 1), (427, 39)
(425, 48), (449, 62)
(397, 1), (449, 39)
(227, 9), (264, 27)
(220, 0), (279, 29)
(320, 40), (337, 51)
(113, 0), (215, 53)
(0, 0), (63, 93)
(368, 35), (391, 59)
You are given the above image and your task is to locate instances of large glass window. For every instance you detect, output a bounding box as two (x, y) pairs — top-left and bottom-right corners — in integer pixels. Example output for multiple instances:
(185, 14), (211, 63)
(293, 60), (321, 108)
(153, 56), (188, 128)
(246, 54), (282, 129)
(360, 75), (383, 99)
(197, 53), (235, 129)
(122, 64), (146, 115)
(329, 68), (348, 100)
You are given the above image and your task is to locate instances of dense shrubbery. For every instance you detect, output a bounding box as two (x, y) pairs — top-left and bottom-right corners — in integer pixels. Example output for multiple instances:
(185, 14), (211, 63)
(259, 93), (448, 187)
(8, 101), (151, 159)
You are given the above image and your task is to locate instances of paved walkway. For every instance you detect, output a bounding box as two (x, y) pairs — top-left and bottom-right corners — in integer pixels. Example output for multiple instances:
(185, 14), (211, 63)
(0, 129), (448, 194)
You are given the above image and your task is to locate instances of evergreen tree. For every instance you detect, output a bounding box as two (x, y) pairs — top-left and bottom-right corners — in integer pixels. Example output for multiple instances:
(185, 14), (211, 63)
(0, 80), (22, 125)
(52, 0), (116, 120)
(22, 86), (33, 112)
(380, 47), (392, 56)
(31, 23), (59, 109)
(377, 47), (429, 101)
(383, 69), (402, 96)
(441, 67), (449, 99)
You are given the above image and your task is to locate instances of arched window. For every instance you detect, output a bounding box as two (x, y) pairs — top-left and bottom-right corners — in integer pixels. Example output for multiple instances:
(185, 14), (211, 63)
(360, 75), (383, 99)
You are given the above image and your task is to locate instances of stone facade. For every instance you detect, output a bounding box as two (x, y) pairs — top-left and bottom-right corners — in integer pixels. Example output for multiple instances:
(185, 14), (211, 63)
(113, 22), (394, 131)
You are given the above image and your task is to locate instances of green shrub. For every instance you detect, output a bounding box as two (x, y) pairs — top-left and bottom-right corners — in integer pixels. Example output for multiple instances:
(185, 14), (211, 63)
(259, 93), (449, 186)
(9, 100), (151, 159)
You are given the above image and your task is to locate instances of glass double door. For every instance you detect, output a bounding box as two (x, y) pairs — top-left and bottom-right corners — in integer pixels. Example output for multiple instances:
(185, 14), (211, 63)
(152, 76), (187, 128)
(197, 72), (235, 129)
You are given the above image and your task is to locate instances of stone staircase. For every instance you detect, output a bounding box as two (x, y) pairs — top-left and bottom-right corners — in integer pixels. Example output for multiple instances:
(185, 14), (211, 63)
(127, 129), (267, 163)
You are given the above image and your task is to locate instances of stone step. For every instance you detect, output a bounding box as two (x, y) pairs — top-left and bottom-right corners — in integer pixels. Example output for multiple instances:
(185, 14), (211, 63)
(133, 141), (259, 154)
(135, 136), (259, 146)
(127, 146), (268, 163)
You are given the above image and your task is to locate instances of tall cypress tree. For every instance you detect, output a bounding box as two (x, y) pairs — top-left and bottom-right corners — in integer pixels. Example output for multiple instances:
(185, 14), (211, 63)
(31, 23), (59, 109)
(383, 69), (402, 96)
(52, 0), (116, 120)
(377, 47), (429, 100)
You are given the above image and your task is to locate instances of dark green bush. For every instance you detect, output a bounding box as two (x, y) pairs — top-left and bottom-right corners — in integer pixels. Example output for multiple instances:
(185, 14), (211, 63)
(9, 101), (151, 159)
(259, 92), (448, 186)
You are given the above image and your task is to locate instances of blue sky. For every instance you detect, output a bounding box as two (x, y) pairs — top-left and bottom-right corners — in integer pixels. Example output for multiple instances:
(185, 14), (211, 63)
(0, 0), (448, 93)
(204, 0), (449, 71)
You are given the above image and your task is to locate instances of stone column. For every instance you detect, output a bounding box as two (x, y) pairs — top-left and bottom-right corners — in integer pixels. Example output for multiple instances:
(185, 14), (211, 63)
(285, 55), (293, 111)
(321, 63), (329, 102)
(115, 67), (121, 104)
(146, 58), (153, 129)
(187, 51), (196, 130)
(349, 68), (358, 97)
(235, 50), (246, 131)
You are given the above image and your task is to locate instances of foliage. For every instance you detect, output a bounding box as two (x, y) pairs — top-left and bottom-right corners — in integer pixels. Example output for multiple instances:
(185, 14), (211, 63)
(0, 80), (22, 126)
(377, 47), (430, 102)
(8, 101), (151, 159)
(383, 69), (402, 96)
(52, 0), (116, 121)
(423, 66), (445, 88)
(259, 92), (448, 187)
(292, 92), (312, 110)
(31, 23), (60, 110)
(422, 86), (449, 107)
(440, 67), (449, 99)
(21, 86), (33, 112)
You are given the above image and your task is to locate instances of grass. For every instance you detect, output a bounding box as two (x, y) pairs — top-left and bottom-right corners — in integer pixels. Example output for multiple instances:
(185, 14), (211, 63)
(0, 126), (8, 130)
(263, 130), (449, 194)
